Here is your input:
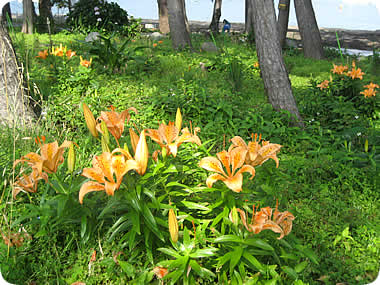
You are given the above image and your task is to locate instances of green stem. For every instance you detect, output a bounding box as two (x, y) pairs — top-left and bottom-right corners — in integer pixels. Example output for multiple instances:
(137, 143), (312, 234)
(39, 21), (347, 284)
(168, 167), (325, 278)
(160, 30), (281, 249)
(335, 31), (344, 64)
(51, 172), (67, 194)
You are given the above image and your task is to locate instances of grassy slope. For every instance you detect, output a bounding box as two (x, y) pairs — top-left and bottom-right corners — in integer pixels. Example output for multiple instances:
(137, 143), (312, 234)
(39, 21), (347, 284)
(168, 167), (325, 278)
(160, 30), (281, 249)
(0, 31), (379, 284)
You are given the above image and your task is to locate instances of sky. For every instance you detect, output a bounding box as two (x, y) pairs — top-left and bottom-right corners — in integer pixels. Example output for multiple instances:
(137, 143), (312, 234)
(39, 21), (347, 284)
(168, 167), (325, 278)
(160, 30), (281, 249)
(118, 0), (380, 31)
(5, 0), (380, 31)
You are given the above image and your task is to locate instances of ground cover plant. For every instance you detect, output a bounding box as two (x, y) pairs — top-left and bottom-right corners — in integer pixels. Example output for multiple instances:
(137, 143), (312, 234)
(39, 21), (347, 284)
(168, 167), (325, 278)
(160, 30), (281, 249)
(0, 29), (379, 285)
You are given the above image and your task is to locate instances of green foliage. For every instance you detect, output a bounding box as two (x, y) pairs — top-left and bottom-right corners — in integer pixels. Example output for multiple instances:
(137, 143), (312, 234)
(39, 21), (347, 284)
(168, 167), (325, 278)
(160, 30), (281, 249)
(82, 32), (148, 73)
(67, 0), (130, 35)
(1, 31), (379, 285)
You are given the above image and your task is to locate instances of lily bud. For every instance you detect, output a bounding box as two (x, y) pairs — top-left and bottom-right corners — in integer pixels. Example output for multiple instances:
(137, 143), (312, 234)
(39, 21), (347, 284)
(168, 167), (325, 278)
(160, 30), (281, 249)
(229, 207), (239, 226)
(67, 142), (76, 173)
(129, 128), (139, 154)
(135, 130), (149, 175)
(365, 139), (368, 153)
(175, 108), (182, 131)
(100, 121), (110, 145)
(82, 103), (98, 138)
(168, 209), (179, 243)
(101, 135), (110, 153)
(162, 147), (167, 159)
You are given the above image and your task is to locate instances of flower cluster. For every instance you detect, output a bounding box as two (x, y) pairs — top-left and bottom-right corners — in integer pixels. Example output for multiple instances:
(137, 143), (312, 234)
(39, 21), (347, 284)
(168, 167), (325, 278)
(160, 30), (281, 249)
(316, 62), (378, 98)
(331, 62), (364, 79)
(361, 82), (379, 98)
(13, 136), (72, 198)
(36, 44), (92, 68)
(153, 40), (163, 48)
(199, 134), (281, 192)
(80, 106), (202, 203)
(229, 200), (295, 239)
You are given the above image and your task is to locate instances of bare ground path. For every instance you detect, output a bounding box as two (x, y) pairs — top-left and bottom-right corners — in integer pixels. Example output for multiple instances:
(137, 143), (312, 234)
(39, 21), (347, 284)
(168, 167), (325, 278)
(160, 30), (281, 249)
(142, 19), (380, 51)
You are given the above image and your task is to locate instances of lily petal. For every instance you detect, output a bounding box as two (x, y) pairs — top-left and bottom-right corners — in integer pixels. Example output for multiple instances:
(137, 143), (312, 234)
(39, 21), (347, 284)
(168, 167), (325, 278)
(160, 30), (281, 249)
(230, 147), (247, 174)
(223, 172), (243, 193)
(79, 181), (105, 204)
(206, 173), (226, 188)
(199, 157), (226, 176)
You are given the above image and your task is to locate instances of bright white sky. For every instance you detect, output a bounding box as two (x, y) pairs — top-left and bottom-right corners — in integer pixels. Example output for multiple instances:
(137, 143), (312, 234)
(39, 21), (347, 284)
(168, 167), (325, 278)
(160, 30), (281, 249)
(4, 0), (380, 31)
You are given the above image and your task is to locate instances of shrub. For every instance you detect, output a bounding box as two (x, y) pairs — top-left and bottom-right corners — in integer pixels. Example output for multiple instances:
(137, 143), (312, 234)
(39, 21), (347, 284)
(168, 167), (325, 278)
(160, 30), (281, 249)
(66, 0), (130, 35)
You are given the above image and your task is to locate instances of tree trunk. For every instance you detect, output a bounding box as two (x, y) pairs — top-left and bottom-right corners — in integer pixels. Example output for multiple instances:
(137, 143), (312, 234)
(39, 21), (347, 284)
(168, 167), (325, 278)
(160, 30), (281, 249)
(1, 3), (12, 27)
(182, 0), (190, 34)
(277, 0), (290, 48)
(157, 0), (170, 34)
(245, 0), (254, 35)
(167, 0), (192, 50)
(294, 0), (324, 59)
(252, 0), (302, 124)
(22, 0), (34, 34)
(68, 0), (72, 13)
(209, 0), (222, 34)
(39, 0), (54, 33)
(0, 22), (36, 126)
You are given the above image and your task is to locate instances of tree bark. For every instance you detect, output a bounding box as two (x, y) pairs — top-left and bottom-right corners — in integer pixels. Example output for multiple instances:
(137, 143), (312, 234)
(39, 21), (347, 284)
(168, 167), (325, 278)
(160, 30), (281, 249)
(39, 0), (54, 33)
(0, 22), (36, 126)
(22, 0), (34, 34)
(209, 0), (222, 34)
(294, 0), (324, 59)
(1, 3), (12, 27)
(182, 0), (190, 34)
(157, 0), (170, 34)
(167, 0), (192, 50)
(277, 0), (290, 48)
(252, 0), (302, 124)
(245, 0), (254, 35)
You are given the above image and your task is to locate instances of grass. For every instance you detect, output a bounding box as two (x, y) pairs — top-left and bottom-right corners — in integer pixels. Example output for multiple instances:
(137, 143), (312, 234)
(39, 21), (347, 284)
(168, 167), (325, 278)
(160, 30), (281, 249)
(0, 30), (379, 284)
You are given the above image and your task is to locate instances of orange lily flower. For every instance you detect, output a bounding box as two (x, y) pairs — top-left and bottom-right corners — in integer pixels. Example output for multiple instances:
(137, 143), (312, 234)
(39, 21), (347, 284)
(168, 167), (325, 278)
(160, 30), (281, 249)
(66, 49), (76, 59)
(364, 82), (380, 90)
(36, 50), (48, 59)
(14, 137), (72, 176)
(52, 44), (66, 57)
(158, 40), (163, 44)
(96, 106), (137, 142)
(153, 267), (168, 279)
(230, 200), (295, 239)
(230, 134), (282, 168)
(361, 88), (377, 98)
(347, 61), (364, 80)
(317, 80), (329, 90)
(146, 122), (201, 157)
(331, 64), (348, 75)
(80, 56), (92, 68)
(13, 169), (48, 198)
(153, 43), (158, 47)
(199, 147), (255, 193)
(112, 130), (149, 175)
(79, 151), (140, 203)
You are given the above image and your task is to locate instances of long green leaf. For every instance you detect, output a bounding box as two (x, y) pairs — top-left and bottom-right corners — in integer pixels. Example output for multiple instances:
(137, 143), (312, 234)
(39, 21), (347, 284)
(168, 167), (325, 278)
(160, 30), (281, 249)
(230, 247), (243, 273)
(282, 266), (298, 280)
(141, 203), (164, 241)
(214, 235), (243, 243)
(181, 200), (210, 211)
(244, 238), (274, 251)
(190, 247), (218, 258)
(158, 247), (181, 258)
(242, 251), (264, 272)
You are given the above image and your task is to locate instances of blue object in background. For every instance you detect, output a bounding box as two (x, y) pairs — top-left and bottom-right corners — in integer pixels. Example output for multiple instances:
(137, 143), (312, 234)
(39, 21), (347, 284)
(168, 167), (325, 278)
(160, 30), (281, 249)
(222, 19), (231, 33)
